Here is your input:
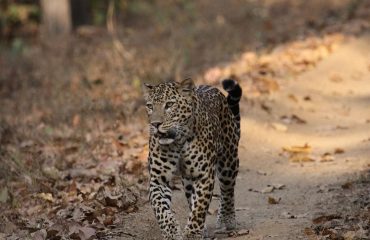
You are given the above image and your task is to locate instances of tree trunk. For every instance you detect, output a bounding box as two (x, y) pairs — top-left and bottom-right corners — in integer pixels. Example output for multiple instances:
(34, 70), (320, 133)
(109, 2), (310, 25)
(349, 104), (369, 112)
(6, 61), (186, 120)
(40, 0), (71, 37)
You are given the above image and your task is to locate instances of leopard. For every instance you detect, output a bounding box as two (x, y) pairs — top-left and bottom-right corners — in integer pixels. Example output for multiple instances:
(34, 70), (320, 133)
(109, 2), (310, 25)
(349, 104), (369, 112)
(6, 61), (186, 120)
(142, 77), (242, 240)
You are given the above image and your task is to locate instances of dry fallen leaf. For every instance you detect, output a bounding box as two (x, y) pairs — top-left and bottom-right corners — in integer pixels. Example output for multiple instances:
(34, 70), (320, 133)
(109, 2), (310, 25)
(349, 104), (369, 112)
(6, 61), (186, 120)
(96, 186), (138, 211)
(296, 213), (309, 218)
(221, 228), (250, 237)
(343, 231), (356, 240)
(78, 226), (96, 240)
(2, 220), (18, 234)
(268, 196), (280, 204)
(256, 77), (279, 93)
(290, 155), (316, 163)
(336, 125), (349, 130)
(20, 140), (35, 148)
(42, 166), (62, 180)
(260, 184), (285, 193)
(257, 170), (268, 176)
(341, 182), (353, 189)
(102, 216), (115, 226)
(47, 224), (64, 239)
(282, 144), (312, 153)
(271, 122), (288, 132)
(281, 211), (295, 219)
(236, 229), (250, 236)
(248, 188), (260, 193)
(283, 144), (315, 163)
(37, 193), (54, 203)
(312, 214), (341, 224)
(334, 148), (345, 154)
(287, 94), (299, 103)
(281, 114), (307, 124)
(69, 224), (81, 239)
(304, 227), (317, 240)
(261, 102), (272, 114)
(31, 229), (47, 240)
(273, 184), (285, 190)
(72, 114), (81, 127)
(320, 152), (334, 162)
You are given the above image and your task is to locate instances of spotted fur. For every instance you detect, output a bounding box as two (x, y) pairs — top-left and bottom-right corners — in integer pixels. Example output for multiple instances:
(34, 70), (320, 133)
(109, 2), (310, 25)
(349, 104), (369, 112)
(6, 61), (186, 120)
(142, 78), (242, 240)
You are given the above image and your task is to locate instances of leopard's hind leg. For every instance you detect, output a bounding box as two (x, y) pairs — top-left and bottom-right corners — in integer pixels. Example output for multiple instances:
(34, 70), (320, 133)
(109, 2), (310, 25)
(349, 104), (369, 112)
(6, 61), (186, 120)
(216, 144), (239, 230)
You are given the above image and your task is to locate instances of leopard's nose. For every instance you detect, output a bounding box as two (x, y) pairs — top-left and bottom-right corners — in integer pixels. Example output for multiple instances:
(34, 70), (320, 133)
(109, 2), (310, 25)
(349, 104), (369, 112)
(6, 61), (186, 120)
(151, 121), (162, 129)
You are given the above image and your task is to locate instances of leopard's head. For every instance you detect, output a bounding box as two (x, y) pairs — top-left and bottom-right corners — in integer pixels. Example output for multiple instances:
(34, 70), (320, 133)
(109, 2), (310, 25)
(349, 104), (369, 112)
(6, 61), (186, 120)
(142, 78), (194, 145)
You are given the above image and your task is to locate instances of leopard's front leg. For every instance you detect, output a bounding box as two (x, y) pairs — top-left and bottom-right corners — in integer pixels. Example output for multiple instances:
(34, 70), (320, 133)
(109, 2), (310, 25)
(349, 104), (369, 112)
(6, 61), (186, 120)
(149, 176), (182, 240)
(148, 140), (182, 240)
(183, 169), (215, 239)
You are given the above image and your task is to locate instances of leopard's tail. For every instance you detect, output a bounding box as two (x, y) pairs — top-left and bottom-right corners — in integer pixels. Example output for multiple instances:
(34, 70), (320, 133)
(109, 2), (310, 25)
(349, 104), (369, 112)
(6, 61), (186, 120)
(222, 79), (242, 126)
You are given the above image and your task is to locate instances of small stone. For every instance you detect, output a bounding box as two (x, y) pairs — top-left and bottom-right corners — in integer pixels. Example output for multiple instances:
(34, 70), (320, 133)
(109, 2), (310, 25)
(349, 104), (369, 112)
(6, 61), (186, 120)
(261, 186), (274, 193)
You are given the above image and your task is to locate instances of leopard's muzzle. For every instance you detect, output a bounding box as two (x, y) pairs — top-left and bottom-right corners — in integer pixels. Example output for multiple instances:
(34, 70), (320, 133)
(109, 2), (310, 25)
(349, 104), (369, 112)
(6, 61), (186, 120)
(157, 128), (177, 145)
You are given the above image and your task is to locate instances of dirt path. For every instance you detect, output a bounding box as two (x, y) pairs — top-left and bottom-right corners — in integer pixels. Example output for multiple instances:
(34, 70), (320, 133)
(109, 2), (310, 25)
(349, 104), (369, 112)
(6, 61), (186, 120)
(120, 35), (370, 240)
(228, 35), (370, 239)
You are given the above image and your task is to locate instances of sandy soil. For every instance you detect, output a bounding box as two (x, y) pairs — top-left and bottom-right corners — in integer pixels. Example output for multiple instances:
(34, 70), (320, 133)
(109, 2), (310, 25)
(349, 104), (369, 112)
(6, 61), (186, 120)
(116, 35), (370, 240)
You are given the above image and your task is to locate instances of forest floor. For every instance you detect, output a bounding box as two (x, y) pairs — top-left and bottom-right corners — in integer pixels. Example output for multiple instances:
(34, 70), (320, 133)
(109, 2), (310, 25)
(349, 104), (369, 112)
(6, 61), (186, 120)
(114, 35), (370, 240)
(1, 1), (370, 240)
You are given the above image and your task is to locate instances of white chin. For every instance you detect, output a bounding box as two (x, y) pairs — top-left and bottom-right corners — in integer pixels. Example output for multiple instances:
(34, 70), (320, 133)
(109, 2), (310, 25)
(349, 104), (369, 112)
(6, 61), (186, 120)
(159, 138), (175, 145)
(151, 127), (158, 135)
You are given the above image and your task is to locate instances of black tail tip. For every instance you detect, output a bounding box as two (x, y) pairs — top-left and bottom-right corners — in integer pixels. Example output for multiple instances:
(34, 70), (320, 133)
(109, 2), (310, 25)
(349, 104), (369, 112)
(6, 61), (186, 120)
(222, 79), (237, 92)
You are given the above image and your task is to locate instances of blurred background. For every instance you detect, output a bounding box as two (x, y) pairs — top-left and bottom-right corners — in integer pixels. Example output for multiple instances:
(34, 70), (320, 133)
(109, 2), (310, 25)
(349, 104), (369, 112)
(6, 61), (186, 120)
(0, 0), (370, 239)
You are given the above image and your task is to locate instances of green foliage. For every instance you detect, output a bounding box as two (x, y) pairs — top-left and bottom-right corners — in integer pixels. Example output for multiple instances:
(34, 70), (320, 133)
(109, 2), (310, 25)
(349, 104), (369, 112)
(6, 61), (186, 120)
(126, 0), (153, 15)
(11, 37), (24, 54)
(90, 0), (108, 25)
(0, 2), (40, 41)
(1, 3), (40, 25)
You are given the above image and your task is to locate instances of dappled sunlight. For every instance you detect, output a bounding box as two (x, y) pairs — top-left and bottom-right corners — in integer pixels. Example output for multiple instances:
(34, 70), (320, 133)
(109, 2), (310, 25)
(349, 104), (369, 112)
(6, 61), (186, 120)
(222, 35), (370, 239)
(241, 117), (369, 151)
(200, 34), (345, 90)
(236, 36), (370, 180)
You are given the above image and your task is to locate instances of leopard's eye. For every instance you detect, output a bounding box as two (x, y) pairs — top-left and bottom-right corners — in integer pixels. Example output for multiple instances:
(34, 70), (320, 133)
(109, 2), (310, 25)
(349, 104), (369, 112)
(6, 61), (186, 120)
(146, 103), (153, 110)
(165, 101), (174, 110)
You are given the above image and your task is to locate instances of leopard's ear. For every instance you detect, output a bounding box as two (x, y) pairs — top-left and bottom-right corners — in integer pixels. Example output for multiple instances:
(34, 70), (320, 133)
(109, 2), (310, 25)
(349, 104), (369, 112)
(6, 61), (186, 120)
(142, 83), (153, 98)
(178, 77), (194, 96)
